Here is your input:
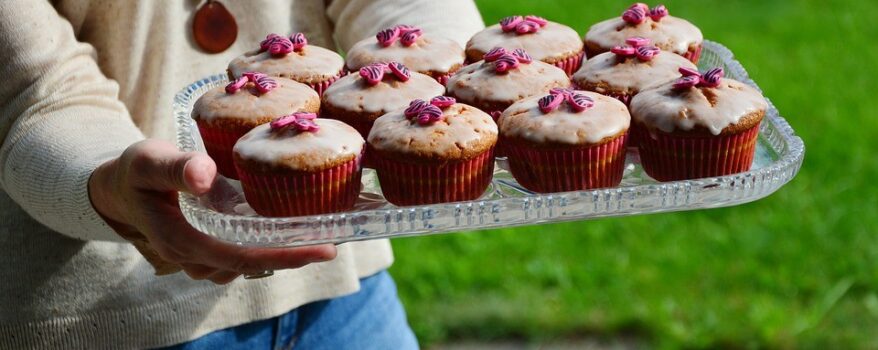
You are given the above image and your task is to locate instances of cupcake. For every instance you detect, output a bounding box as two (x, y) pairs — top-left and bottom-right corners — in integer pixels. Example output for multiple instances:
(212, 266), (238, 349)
(572, 37), (697, 106)
(630, 67), (768, 181)
(466, 15), (584, 75)
(192, 73), (320, 179)
(446, 48), (569, 120)
(346, 25), (466, 85)
(584, 3), (703, 63)
(228, 33), (345, 96)
(233, 113), (364, 217)
(321, 61), (445, 139)
(500, 89), (630, 193)
(368, 96), (497, 206)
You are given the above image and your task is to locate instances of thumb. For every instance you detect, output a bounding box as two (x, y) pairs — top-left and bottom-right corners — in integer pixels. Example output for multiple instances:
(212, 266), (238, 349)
(126, 140), (217, 194)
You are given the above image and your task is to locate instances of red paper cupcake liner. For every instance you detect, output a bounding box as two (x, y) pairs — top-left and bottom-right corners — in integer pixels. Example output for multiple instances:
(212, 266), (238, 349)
(436, 72), (452, 86)
(371, 149), (496, 206)
(504, 135), (628, 193)
(195, 121), (254, 179)
(235, 155), (363, 217)
(554, 51), (586, 76)
(684, 44), (703, 64)
(635, 123), (760, 181)
(310, 70), (346, 97)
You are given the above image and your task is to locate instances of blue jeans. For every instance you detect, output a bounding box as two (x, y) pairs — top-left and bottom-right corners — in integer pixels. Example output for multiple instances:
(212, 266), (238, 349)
(159, 271), (418, 350)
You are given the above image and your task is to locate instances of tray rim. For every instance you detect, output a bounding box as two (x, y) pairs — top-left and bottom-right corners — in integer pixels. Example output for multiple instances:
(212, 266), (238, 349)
(174, 40), (805, 246)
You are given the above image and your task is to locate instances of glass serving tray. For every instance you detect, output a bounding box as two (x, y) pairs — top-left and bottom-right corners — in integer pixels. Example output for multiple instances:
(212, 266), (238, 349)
(175, 41), (805, 247)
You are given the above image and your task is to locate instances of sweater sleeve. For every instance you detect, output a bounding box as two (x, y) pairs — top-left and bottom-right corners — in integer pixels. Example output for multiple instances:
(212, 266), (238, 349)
(0, 1), (145, 242)
(326, 0), (485, 52)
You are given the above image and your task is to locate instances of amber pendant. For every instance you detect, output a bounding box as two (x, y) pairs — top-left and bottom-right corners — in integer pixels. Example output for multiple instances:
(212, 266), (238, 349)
(193, 0), (238, 53)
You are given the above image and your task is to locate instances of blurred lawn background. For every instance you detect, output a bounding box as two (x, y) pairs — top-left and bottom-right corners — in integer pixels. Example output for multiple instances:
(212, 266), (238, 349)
(389, 0), (878, 348)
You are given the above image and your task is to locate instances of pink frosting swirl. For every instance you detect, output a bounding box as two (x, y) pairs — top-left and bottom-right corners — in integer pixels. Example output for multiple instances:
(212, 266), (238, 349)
(487, 47), (533, 73)
(400, 28), (423, 47)
(270, 112), (319, 132)
(672, 67), (725, 90)
(511, 48), (533, 63)
(227, 72), (277, 95)
(225, 76), (248, 94)
(404, 96), (454, 125)
(500, 15), (548, 35)
(622, 3), (668, 24)
(649, 5), (669, 22)
(359, 64), (386, 86)
(404, 99), (430, 118)
(538, 89), (595, 114)
(612, 37), (661, 62)
(484, 47), (508, 62)
(388, 61), (411, 82)
(494, 54), (520, 73)
(430, 96), (456, 108)
(376, 25), (423, 47)
(290, 33), (308, 51)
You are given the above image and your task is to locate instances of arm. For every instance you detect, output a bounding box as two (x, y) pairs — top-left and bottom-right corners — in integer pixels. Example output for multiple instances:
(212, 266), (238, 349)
(1, 2), (336, 282)
(326, 0), (485, 52)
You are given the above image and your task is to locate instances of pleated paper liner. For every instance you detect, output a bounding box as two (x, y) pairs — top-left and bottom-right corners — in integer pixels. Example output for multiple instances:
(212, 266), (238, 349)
(195, 120), (254, 179)
(553, 51), (586, 76)
(309, 70), (345, 97)
(635, 123), (760, 182)
(504, 134), (628, 193)
(371, 149), (496, 206)
(235, 155), (363, 217)
(684, 44), (703, 64)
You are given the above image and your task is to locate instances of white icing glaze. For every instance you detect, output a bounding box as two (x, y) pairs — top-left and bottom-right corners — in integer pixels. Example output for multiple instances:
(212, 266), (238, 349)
(233, 119), (364, 170)
(499, 91), (630, 145)
(367, 103), (498, 158)
(572, 50), (697, 95)
(446, 60), (570, 106)
(228, 45), (345, 84)
(585, 16), (703, 55)
(629, 78), (768, 135)
(345, 33), (465, 74)
(192, 78), (319, 122)
(322, 71), (445, 115)
(466, 22), (584, 62)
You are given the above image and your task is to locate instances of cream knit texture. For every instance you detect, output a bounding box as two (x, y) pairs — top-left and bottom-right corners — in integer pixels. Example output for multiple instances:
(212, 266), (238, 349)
(0, 1), (483, 348)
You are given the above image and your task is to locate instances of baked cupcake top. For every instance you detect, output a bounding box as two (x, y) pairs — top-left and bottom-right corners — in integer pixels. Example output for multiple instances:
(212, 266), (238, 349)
(233, 113), (364, 172)
(192, 73), (320, 125)
(368, 96), (498, 161)
(446, 48), (569, 110)
(630, 67), (768, 135)
(228, 33), (344, 85)
(346, 25), (465, 75)
(466, 15), (583, 63)
(322, 62), (445, 118)
(585, 4), (703, 56)
(500, 89), (630, 146)
(573, 37), (697, 95)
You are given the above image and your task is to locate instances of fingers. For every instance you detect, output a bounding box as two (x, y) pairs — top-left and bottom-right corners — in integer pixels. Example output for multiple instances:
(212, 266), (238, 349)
(124, 139), (216, 195)
(207, 270), (241, 285)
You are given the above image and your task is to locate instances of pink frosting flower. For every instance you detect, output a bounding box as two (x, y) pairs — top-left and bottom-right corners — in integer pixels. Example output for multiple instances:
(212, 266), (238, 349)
(405, 96), (454, 125)
(538, 89), (595, 114)
(486, 47), (534, 74)
(672, 67), (725, 90)
(612, 37), (661, 62)
(500, 15), (549, 35)
(227, 72), (277, 95)
(376, 25), (423, 47)
(270, 112), (319, 132)
(622, 3), (668, 24)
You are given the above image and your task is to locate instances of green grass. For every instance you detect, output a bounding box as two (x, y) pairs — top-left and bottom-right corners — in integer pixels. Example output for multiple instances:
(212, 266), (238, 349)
(388, 0), (878, 348)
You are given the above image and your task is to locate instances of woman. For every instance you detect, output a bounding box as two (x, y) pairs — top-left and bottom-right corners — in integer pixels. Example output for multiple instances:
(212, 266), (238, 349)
(0, 1), (483, 348)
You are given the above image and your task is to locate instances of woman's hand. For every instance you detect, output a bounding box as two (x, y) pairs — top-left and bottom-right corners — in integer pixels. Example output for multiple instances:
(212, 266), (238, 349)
(88, 139), (337, 284)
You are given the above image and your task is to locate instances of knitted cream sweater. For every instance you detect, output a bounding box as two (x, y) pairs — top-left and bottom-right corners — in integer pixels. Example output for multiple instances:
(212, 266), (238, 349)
(0, 1), (483, 348)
